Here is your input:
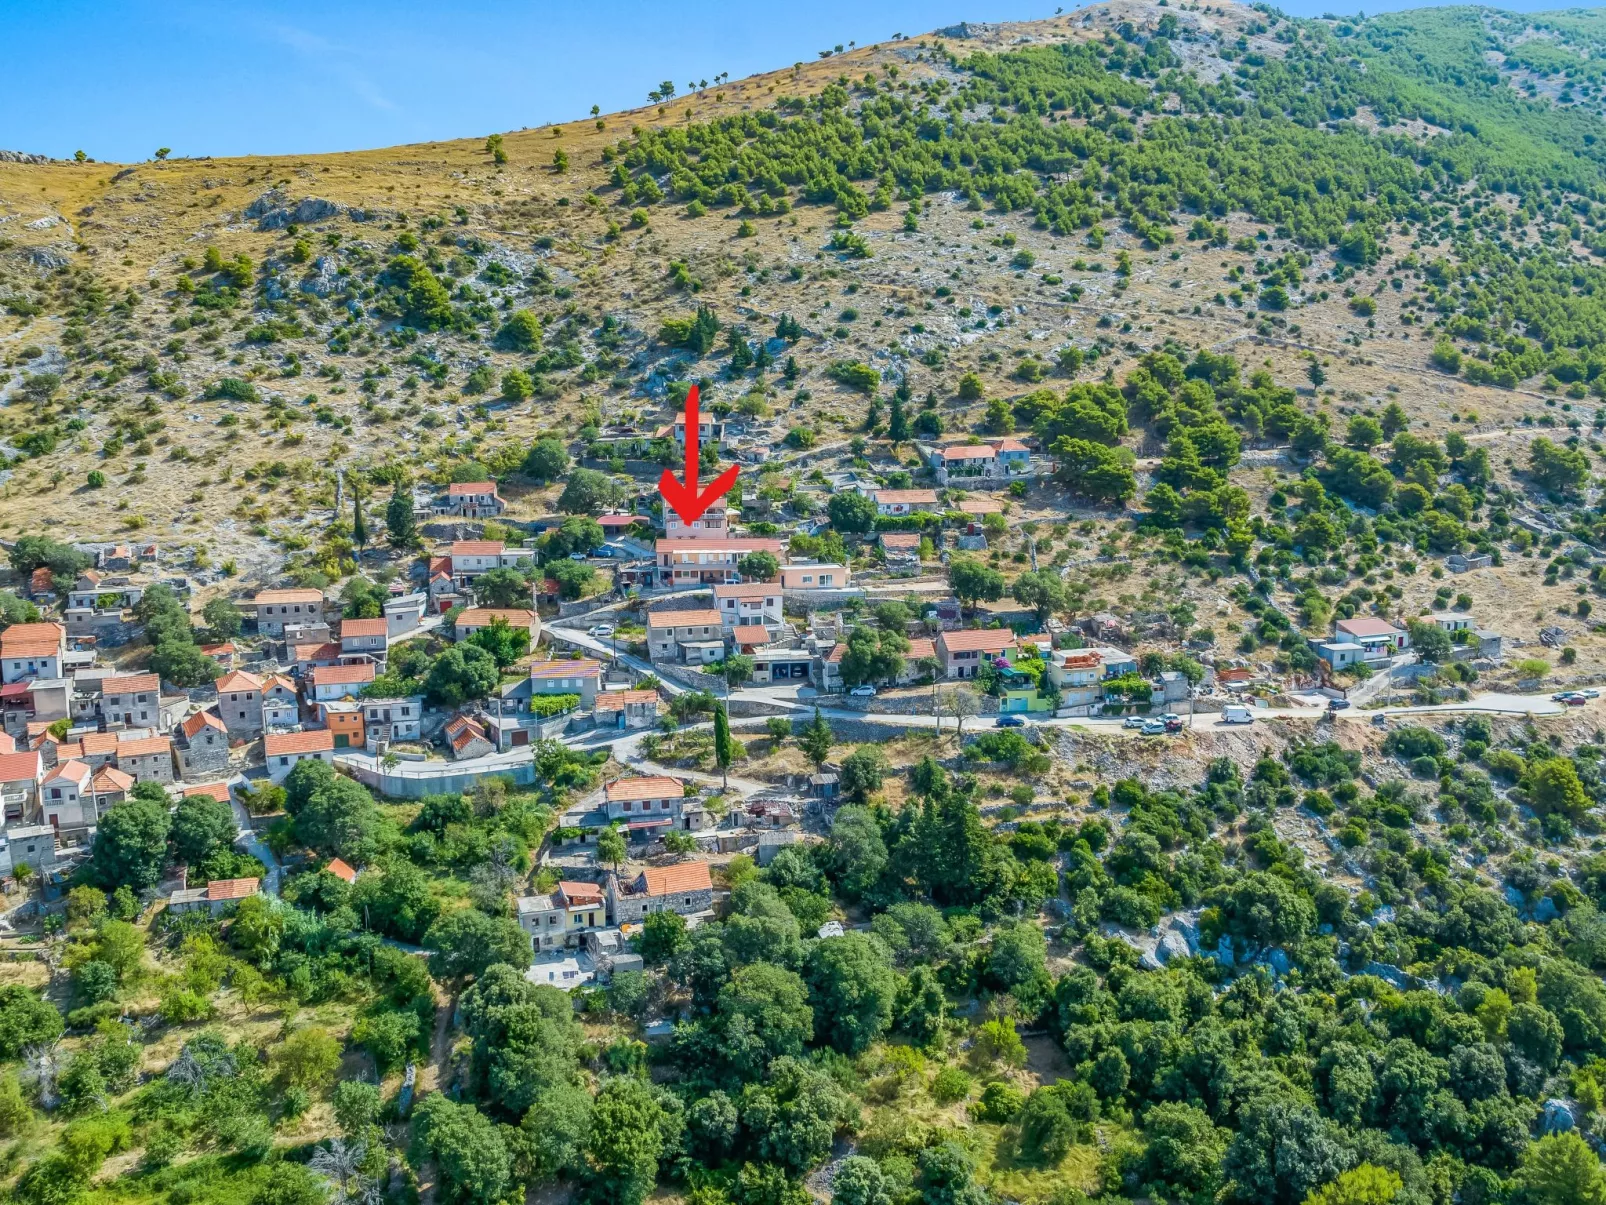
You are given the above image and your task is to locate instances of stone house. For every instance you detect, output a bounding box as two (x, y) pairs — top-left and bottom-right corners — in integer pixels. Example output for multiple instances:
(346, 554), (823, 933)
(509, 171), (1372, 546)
(608, 862), (714, 924)
(115, 734), (175, 786)
(215, 670), (264, 737)
(252, 589), (327, 637)
(175, 709), (230, 780)
(936, 629), (1018, 680)
(445, 714), (495, 760)
(594, 689), (662, 729)
(871, 488), (940, 517)
(167, 877), (261, 917)
(102, 673), (162, 730)
(647, 609), (726, 663)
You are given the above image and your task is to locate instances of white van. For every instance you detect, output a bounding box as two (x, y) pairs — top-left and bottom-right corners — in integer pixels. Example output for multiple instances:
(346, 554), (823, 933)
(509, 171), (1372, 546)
(1222, 705), (1254, 725)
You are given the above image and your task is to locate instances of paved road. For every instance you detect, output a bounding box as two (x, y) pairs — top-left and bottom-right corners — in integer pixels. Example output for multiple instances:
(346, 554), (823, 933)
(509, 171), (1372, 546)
(226, 779), (283, 895)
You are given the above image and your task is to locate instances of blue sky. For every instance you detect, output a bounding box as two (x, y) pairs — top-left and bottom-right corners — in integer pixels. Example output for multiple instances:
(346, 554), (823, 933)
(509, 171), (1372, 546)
(2, 0), (1599, 163)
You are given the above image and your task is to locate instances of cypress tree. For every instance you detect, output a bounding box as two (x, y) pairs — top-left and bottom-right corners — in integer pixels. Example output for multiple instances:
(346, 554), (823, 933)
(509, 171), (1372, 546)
(713, 703), (733, 790)
(386, 483), (418, 550)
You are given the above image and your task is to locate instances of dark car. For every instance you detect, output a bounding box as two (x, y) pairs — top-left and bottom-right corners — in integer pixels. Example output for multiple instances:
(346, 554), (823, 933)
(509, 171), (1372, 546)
(1328, 698), (1351, 711)
(996, 714), (1025, 728)
(1164, 716), (1184, 733)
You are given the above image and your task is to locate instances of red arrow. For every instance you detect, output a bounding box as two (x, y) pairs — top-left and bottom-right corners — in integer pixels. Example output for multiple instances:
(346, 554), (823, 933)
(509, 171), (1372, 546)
(658, 384), (739, 524)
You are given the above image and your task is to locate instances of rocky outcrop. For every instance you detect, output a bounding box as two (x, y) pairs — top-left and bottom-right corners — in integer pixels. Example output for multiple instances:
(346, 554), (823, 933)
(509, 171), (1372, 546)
(245, 189), (345, 231)
(0, 150), (52, 164)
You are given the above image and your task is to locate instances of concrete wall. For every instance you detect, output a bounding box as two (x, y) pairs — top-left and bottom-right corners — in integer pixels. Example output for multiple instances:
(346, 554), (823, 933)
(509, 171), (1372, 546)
(336, 753), (536, 799)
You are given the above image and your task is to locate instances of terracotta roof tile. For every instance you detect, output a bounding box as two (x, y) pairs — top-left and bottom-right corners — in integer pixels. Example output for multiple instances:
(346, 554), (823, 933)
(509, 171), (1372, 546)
(640, 862), (713, 896)
(264, 730), (334, 756)
(606, 776), (685, 803)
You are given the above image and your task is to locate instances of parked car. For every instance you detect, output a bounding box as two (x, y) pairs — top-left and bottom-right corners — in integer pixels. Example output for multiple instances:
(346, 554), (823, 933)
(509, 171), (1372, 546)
(567, 552), (589, 561)
(1140, 718), (1167, 735)
(849, 684), (877, 697)
(1328, 698), (1351, 711)
(1564, 694), (1587, 707)
(1371, 713), (1388, 727)
(996, 714), (1025, 728)
(1122, 715), (1147, 730)
(1163, 714), (1184, 733)
(1552, 691), (1577, 702)
(588, 624), (615, 638)
(1585, 690), (1601, 699)
(1223, 704), (1254, 724)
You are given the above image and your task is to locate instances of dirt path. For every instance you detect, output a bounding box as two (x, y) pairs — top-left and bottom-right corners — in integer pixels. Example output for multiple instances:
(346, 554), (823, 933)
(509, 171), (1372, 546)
(414, 986), (457, 1205)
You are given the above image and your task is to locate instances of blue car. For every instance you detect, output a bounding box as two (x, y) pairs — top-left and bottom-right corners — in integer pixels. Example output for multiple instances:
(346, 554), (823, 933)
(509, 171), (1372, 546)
(996, 714), (1025, 728)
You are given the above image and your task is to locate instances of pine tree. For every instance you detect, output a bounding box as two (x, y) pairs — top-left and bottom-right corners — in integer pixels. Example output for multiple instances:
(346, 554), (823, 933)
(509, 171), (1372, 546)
(713, 703), (733, 790)
(386, 484), (418, 550)
(800, 707), (834, 768)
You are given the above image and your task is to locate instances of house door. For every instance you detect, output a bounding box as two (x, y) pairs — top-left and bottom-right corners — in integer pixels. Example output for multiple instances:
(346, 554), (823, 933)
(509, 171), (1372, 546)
(511, 730), (530, 747)
(333, 733), (349, 749)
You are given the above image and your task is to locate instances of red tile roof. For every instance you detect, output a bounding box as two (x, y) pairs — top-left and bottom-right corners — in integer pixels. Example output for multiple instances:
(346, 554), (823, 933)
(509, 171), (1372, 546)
(940, 629), (1018, 654)
(558, 880), (605, 906)
(116, 735), (172, 759)
(215, 670), (263, 693)
(873, 489), (940, 505)
(180, 710), (227, 739)
(880, 533), (921, 549)
(731, 625), (771, 646)
(264, 730), (334, 756)
(595, 690), (661, 711)
(0, 750), (40, 783)
(941, 445), (997, 460)
(447, 481), (500, 496)
(103, 673), (159, 695)
(647, 609), (723, 629)
(640, 862), (713, 896)
(205, 878), (259, 901)
(253, 589), (324, 606)
(606, 775), (685, 803)
(529, 659), (602, 680)
(340, 618), (388, 638)
(325, 857), (358, 883)
(310, 663), (376, 687)
(712, 582), (782, 599)
(449, 540), (505, 556)
(455, 608), (535, 629)
(184, 782), (232, 803)
(957, 498), (1003, 514)
(0, 623), (63, 658)
(93, 766), (135, 793)
(42, 760), (90, 787)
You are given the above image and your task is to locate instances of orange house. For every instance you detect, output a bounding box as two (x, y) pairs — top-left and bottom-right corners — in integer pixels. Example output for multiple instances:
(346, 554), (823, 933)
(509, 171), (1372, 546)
(324, 705), (366, 751)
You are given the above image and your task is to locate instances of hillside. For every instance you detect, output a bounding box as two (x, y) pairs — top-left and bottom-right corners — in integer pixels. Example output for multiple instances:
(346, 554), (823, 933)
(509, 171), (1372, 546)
(4, 0), (1606, 662)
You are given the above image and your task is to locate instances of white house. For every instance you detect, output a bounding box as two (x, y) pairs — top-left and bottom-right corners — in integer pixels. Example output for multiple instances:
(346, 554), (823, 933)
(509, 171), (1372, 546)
(0, 623), (65, 685)
(712, 582), (784, 632)
(263, 729), (335, 783)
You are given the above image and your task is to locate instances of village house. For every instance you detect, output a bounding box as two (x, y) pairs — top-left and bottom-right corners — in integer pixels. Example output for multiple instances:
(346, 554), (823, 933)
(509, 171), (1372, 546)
(664, 503), (732, 540)
(897, 637), (939, 686)
(0, 749), (41, 823)
(990, 437), (1033, 474)
(445, 713), (495, 760)
(527, 659), (602, 708)
(116, 734), (175, 786)
(879, 532), (922, 570)
(1427, 612), (1475, 635)
(1332, 617), (1410, 661)
(0, 623), (65, 685)
(646, 609), (726, 664)
(384, 592), (428, 638)
(780, 562), (849, 591)
(338, 618), (389, 663)
(594, 689), (663, 730)
(871, 488), (941, 517)
(263, 729), (335, 784)
(101, 673), (161, 730)
(0, 824), (57, 881)
(0, 678), (70, 740)
(285, 641), (343, 676)
(937, 629), (1018, 680)
(931, 444), (998, 484)
(252, 589), (327, 638)
(446, 540), (533, 585)
(167, 877), (261, 917)
(214, 670), (264, 737)
(655, 538), (784, 587)
(453, 608), (540, 645)
(730, 625), (771, 656)
(661, 410), (724, 450)
(324, 857), (358, 884)
(91, 766), (133, 812)
(361, 697), (423, 751)
(443, 481), (505, 519)
(319, 702), (365, 750)
(604, 775), (688, 840)
(955, 497), (1003, 535)
(262, 675), (300, 730)
(307, 662), (376, 704)
(1045, 647), (1139, 706)
(175, 709), (230, 780)
(608, 862), (715, 925)
(517, 879), (608, 951)
(712, 581), (784, 633)
(39, 760), (93, 837)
